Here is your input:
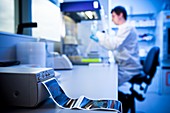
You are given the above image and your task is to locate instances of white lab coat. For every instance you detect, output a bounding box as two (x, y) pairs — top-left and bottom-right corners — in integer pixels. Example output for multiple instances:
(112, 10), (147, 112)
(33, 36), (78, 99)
(96, 22), (142, 86)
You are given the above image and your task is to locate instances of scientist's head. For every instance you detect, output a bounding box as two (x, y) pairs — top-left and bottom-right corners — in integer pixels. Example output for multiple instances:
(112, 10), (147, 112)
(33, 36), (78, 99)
(111, 6), (127, 25)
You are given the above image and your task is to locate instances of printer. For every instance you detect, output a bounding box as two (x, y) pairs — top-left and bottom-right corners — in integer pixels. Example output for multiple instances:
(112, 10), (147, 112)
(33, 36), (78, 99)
(0, 67), (58, 107)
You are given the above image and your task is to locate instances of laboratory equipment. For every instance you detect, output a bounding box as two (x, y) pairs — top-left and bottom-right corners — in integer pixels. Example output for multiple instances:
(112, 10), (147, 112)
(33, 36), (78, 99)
(156, 11), (170, 94)
(16, 42), (46, 67)
(156, 10), (170, 60)
(46, 54), (73, 70)
(0, 67), (56, 107)
(60, 0), (101, 23)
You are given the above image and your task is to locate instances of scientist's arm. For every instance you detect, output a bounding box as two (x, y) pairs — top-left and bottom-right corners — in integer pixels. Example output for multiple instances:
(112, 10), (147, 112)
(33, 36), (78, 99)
(97, 27), (132, 50)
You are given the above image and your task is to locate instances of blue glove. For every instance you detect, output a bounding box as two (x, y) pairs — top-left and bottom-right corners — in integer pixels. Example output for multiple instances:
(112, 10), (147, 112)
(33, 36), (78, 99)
(90, 34), (99, 42)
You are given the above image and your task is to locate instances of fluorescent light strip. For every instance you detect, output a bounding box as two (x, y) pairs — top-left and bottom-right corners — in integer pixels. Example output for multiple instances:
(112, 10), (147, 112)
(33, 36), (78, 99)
(93, 1), (99, 9)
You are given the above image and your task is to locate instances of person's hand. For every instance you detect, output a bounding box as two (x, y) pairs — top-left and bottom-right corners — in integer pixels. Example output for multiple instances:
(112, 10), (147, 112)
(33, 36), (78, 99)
(90, 34), (99, 42)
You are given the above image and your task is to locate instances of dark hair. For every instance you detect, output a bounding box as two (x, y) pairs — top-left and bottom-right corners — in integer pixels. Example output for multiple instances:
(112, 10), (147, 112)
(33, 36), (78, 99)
(111, 6), (127, 20)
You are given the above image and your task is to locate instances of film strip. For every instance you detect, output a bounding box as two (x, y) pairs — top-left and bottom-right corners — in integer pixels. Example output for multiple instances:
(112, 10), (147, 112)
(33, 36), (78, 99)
(42, 78), (122, 112)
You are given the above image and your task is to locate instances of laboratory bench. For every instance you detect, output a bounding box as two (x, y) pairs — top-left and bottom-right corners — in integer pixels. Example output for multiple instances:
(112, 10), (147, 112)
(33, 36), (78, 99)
(0, 64), (119, 113)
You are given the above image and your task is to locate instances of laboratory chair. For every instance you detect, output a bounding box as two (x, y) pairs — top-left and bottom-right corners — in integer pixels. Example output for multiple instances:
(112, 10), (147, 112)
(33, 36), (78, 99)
(118, 46), (160, 113)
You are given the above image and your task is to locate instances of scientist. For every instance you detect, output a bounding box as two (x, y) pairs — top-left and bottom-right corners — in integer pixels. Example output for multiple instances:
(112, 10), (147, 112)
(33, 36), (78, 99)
(90, 6), (142, 86)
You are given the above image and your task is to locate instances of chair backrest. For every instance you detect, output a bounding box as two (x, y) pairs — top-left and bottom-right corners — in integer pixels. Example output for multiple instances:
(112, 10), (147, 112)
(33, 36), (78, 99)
(143, 46), (160, 85)
(125, 46), (160, 105)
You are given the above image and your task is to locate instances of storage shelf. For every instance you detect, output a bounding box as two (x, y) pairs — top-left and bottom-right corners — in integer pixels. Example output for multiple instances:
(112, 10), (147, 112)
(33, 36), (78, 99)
(111, 26), (155, 30)
(135, 26), (156, 29)
(128, 13), (155, 17)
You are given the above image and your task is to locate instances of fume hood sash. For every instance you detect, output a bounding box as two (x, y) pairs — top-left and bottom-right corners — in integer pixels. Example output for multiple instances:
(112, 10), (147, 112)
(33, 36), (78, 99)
(60, 0), (101, 12)
(60, 0), (101, 22)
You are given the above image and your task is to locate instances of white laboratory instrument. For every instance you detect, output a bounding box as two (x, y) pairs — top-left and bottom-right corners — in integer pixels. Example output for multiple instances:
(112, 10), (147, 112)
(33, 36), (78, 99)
(156, 11), (170, 95)
(46, 54), (73, 70)
(16, 42), (46, 67)
(156, 10), (170, 60)
(0, 67), (56, 107)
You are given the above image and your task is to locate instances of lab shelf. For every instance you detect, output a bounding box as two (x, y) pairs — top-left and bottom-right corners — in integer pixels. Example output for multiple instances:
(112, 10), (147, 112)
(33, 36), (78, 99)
(128, 13), (155, 17)
(111, 26), (155, 30)
(135, 26), (156, 29)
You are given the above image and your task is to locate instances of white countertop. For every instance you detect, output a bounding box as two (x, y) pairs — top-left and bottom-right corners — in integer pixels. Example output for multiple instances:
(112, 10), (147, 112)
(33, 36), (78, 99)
(57, 64), (118, 100)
